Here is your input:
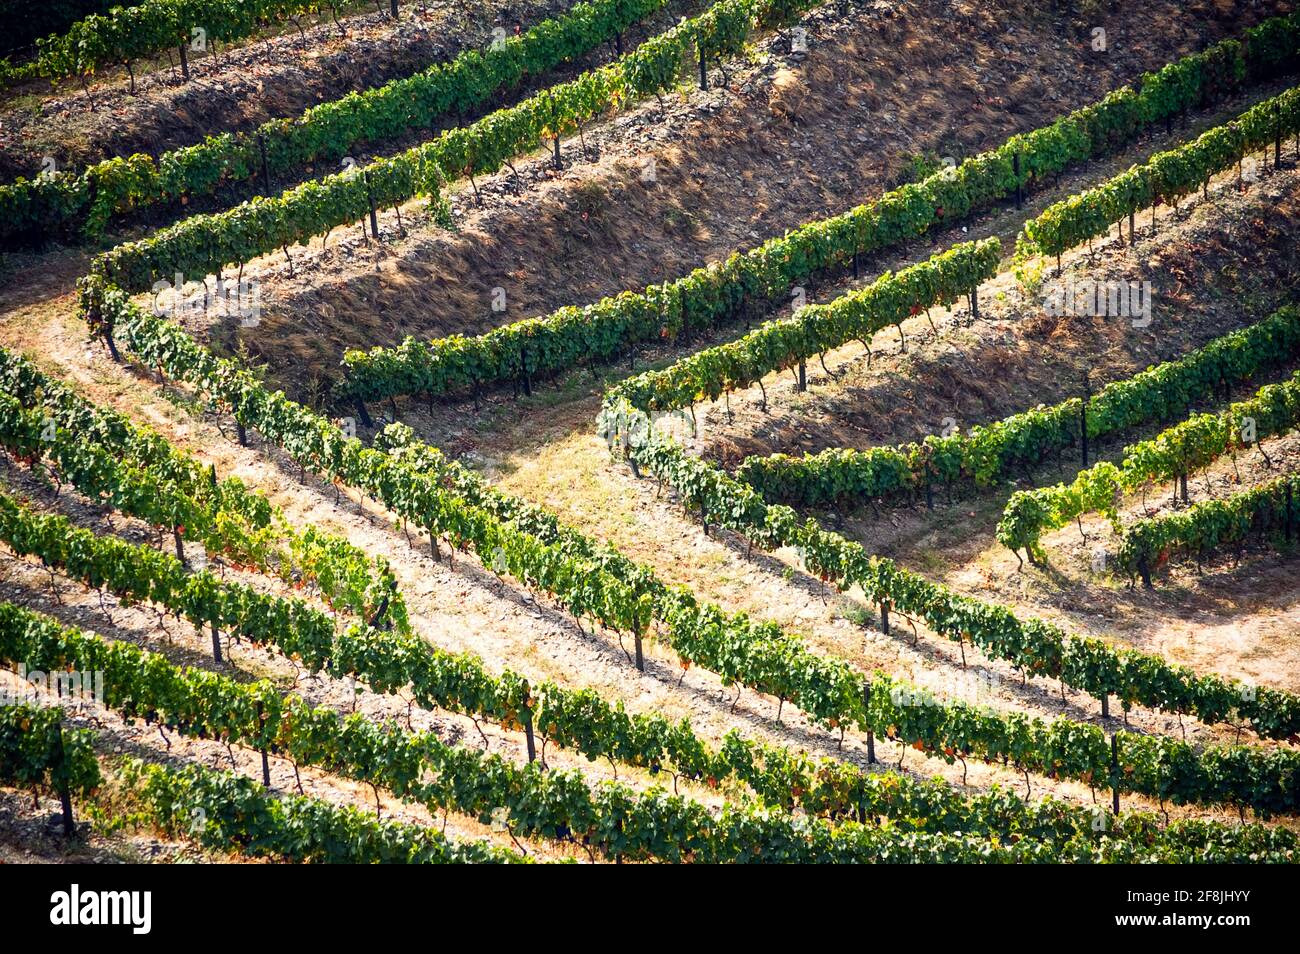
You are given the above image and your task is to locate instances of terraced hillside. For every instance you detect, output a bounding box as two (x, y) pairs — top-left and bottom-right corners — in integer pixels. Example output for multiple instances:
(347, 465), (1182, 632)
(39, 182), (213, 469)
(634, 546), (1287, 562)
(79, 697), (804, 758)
(1, 0), (1299, 882)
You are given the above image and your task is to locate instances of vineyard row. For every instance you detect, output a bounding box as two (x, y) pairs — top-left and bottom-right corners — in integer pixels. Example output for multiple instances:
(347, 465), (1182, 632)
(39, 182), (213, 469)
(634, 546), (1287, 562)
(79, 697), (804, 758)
(337, 14), (1300, 405)
(74, 286), (1300, 815)
(0, 0), (674, 243)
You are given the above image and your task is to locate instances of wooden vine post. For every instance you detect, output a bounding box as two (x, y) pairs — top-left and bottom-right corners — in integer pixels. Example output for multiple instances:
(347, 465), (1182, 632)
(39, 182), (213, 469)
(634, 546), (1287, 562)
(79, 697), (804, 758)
(178, 42), (190, 81)
(622, 426), (641, 478)
(390, 0), (399, 16)
(797, 360), (807, 392)
(879, 599), (890, 636)
(863, 682), (876, 764)
(521, 681), (537, 763)
(257, 701), (271, 786)
(368, 589), (391, 630)
(211, 622), (224, 663)
(1080, 371), (1091, 467)
(633, 623), (645, 672)
(363, 171), (379, 238)
(698, 42), (708, 90)
(91, 300), (122, 363)
(1110, 732), (1121, 815)
(353, 396), (373, 428)
(52, 721), (76, 837)
(1276, 101), (1283, 170)
(102, 324), (122, 362)
(1148, 168), (1158, 230)
(549, 94), (562, 169)
(257, 133), (272, 196)
(1013, 152), (1023, 210)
